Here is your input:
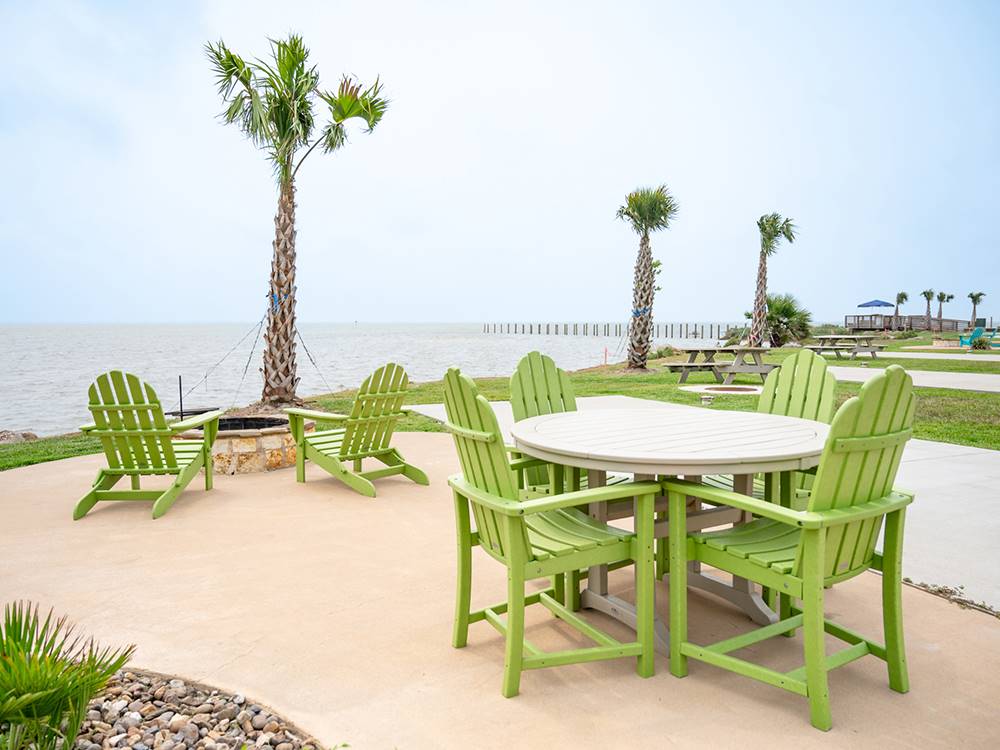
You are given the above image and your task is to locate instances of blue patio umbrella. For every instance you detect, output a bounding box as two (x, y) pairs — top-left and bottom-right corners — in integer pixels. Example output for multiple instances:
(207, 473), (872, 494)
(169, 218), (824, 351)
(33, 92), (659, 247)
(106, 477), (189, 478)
(857, 299), (894, 308)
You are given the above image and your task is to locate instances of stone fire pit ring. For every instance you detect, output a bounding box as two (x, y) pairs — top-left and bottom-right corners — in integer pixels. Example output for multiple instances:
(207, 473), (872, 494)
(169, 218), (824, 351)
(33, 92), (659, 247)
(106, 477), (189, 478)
(678, 384), (763, 396)
(176, 415), (315, 475)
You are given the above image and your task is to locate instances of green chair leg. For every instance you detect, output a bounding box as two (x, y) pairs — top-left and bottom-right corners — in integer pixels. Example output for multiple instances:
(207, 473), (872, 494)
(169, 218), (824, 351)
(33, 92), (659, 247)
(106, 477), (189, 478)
(882, 510), (910, 693)
(204, 448), (214, 490)
(130, 475), (141, 490)
(634, 493), (655, 678)
(802, 529), (832, 731)
(566, 569), (581, 611)
(73, 472), (120, 520)
(452, 492), (473, 648)
(401, 461), (430, 485)
(295, 443), (306, 483)
(668, 490), (689, 678)
(552, 573), (566, 605)
(502, 566), (526, 698)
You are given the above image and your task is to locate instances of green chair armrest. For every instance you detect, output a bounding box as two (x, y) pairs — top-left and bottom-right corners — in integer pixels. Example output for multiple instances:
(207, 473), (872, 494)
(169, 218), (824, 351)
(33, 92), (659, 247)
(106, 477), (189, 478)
(662, 479), (913, 529)
(169, 410), (225, 433)
(79, 423), (98, 433)
(509, 456), (551, 471)
(285, 407), (349, 422)
(449, 475), (661, 517)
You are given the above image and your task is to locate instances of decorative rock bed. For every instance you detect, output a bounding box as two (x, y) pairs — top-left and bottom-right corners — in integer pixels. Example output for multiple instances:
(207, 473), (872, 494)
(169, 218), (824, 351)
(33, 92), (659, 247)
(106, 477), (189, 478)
(176, 416), (315, 475)
(75, 670), (321, 750)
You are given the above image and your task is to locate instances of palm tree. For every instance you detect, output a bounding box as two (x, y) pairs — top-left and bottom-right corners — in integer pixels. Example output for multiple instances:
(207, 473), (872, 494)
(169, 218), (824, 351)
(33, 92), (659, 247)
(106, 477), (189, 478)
(920, 289), (934, 330)
(207, 35), (388, 404)
(617, 185), (679, 369)
(743, 293), (812, 347)
(968, 291), (986, 328)
(935, 291), (953, 331)
(893, 291), (909, 331)
(748, 213), (796, 347)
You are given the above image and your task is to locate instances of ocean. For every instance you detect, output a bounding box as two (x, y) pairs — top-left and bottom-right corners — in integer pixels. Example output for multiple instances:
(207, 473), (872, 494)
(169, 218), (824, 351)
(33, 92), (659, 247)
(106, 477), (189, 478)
(0, 323), (722, 436)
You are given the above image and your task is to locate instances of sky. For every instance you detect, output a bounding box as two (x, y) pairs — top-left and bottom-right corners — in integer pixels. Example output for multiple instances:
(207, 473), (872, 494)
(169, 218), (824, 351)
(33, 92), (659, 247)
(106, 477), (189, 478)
(1, 0), (998, 325)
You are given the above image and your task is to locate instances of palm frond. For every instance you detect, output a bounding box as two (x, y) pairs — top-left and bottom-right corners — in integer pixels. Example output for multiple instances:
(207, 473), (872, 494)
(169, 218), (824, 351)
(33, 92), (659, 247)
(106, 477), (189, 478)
(757, 212), (797, 256)
(616, 185), (678, 236)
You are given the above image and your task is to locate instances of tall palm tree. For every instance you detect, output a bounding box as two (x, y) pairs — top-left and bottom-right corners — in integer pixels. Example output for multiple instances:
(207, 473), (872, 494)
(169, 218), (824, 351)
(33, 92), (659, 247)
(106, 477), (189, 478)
(936, 291), (954, 331)
(920, 289), (934, 330)
(207, 35), (388, 404)
(968, 291), (986, 328)
(893, 291), (909, 331)
(617, 185), (679, 369)
(748, 213), (796, 347)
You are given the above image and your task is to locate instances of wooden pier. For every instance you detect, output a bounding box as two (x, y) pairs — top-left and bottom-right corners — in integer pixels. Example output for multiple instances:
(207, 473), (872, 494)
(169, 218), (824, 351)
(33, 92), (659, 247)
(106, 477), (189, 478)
(481, 321), (741, 339)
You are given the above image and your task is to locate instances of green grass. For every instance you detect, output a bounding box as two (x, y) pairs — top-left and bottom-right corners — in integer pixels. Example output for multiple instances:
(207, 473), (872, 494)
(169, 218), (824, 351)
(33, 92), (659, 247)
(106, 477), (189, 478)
(0, 433), (102, 472)
(4, 354), (998, 472)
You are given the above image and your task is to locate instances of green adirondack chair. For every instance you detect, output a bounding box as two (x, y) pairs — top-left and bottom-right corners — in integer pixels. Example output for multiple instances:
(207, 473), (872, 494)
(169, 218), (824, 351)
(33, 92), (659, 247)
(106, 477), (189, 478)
(664, 365), (916, 730)
(285, 362), (428, 497)
(444, 367), (660, 697)
(74, 371), (222, 520)
(702, 348), (837, 501)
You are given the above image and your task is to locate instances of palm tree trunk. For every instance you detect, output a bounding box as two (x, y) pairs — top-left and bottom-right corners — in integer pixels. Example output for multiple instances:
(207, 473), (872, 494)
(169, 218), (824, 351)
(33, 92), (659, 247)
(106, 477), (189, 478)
(925, 299), (931, 330)
(748, 247), (768, 347)
(261, 179), (300, 404)
(937, 301), (943, 332)
(893, 303), (900, 331)
(627, 233), (654, 369)
(971, 303), (977, 328)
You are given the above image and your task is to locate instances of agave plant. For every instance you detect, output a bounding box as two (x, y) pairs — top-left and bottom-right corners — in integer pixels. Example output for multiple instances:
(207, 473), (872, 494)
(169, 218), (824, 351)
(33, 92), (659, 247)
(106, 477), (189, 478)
(0, 602), (134, 750)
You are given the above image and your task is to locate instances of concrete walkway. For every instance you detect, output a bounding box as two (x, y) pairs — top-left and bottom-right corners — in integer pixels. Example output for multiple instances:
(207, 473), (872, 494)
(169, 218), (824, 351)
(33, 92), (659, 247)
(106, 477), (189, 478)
(888, 350), (1000, 362)
(0, 435), (998, 748)
(411, 396), (1000, 608)
(828, 365), (1000, 392)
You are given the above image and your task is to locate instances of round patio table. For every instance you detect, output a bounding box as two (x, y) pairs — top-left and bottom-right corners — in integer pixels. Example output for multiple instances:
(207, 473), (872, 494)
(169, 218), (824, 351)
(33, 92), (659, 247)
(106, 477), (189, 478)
(510, 404), (830, 652)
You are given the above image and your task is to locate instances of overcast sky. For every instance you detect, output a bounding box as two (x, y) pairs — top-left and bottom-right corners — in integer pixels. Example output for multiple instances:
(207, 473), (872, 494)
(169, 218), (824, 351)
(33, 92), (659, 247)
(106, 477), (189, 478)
(2, 0), (997, 325)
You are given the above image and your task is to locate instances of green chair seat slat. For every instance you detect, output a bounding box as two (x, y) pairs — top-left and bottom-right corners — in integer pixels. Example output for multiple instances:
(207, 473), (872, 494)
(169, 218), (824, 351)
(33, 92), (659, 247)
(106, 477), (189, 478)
(694, 520), (801, 572)
(524, 508), (628, 558)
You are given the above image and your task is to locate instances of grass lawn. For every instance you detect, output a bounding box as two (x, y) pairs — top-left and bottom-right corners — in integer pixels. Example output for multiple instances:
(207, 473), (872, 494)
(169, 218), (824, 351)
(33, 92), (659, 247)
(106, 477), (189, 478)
(4, 354), (998, 472)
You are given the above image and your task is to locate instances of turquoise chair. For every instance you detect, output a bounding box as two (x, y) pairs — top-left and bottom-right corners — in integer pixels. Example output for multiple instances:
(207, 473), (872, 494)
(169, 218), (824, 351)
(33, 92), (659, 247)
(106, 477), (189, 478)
(959, 327), (984, 346)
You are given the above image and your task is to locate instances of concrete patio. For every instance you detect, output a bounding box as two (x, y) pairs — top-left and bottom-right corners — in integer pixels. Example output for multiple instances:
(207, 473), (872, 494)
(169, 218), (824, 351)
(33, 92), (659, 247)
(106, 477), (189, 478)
(1, 433), (997, 748)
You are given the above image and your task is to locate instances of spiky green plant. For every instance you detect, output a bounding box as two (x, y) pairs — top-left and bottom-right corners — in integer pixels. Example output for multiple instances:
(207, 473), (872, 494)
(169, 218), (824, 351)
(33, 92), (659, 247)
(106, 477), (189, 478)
(206, 34), (388, 404)
(748, 213), (796, 346)
(0, 602), (134, 750)
(617, 185), (679, 369)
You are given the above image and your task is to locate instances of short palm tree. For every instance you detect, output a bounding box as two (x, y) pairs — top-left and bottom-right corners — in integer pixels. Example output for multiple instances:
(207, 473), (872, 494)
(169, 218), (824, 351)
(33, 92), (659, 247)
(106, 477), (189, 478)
(936, 291), (954, 330)
(748, 213), (796, 347)
(968, 291), (986, 327)
(617, 185), (679, 369)
(920, 289), (934, 329)
(893, 291), (909, 331)
(207, 35), (388, 404)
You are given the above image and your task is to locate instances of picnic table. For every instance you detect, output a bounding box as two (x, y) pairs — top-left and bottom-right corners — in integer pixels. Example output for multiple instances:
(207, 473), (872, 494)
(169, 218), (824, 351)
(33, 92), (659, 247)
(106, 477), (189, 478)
(805, 334), (887, 359)
(667, 346), (777, 384)
(510, 400), (829, 653)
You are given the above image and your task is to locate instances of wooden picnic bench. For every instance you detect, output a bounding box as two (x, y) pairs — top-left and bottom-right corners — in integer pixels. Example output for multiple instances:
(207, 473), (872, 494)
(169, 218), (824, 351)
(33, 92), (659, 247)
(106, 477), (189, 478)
(668, 347), (777, 384)
(807, 335), (887, 359)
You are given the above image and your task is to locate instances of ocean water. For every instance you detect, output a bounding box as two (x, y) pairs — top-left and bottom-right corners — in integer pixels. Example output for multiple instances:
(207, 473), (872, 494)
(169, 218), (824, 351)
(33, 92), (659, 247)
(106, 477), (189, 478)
(0, 323), (722, 436)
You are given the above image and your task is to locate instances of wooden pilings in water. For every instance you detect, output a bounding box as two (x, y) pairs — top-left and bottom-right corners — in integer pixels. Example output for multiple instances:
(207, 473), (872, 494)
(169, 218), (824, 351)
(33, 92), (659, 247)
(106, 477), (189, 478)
(481, 322), (738, 339)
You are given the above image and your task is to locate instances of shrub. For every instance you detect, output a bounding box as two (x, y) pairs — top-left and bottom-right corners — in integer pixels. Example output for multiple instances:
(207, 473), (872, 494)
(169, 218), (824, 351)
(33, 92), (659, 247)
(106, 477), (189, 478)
(896, 330), (919, 339)
(971, 336), (991, 350)
(0, 602), (134, 750)
(652, 345), (675, 359)
(743, 294), (812, 347)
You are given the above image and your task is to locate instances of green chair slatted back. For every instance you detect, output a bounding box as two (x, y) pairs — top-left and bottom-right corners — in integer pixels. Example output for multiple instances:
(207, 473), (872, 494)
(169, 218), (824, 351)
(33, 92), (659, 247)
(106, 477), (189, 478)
(510, 352), (577, 487)
(758, 349), (837, 423)
(803, 364), (915, 579)
(339, 362), (409, 459)
(88, 371), (178, 473)
(510, 351), (577, 420)
(443, 367), (530, 562)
